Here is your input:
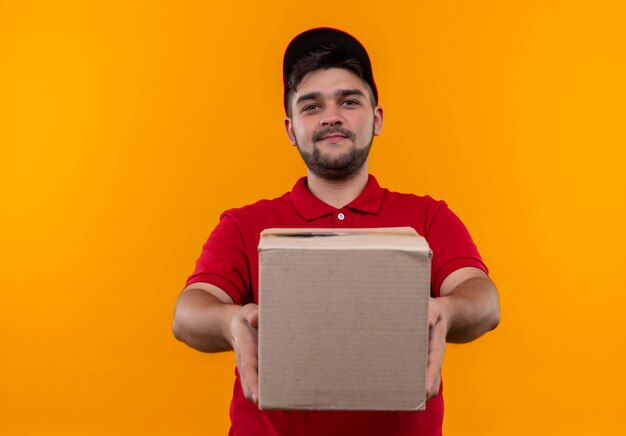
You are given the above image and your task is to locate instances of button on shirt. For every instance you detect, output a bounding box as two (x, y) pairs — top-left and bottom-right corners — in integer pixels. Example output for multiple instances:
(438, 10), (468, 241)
(335, 210), (348, 226)
(187, 174), (487, 436)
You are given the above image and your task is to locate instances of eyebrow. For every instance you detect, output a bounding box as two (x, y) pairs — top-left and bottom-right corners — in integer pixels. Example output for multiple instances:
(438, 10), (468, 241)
(295, 89), (366, 105)
(336, 88), (365, 99)
(296, 92), (321, 105)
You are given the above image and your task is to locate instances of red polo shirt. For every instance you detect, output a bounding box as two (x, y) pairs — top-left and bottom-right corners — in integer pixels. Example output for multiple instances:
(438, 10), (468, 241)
(187, 175), (487, 436)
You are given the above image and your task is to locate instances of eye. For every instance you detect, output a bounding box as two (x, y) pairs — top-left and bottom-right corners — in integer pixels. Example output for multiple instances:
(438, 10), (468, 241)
(301, 104), (320, 113)
(341, 99), (360, 107)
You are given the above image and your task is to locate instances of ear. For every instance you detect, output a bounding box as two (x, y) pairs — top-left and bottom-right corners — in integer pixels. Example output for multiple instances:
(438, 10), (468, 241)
(284, 117), (297, 145)
(373, 105), (384, 136)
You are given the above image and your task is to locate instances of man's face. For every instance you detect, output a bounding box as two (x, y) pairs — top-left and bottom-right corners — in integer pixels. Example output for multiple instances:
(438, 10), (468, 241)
(284, 68), (383, 180)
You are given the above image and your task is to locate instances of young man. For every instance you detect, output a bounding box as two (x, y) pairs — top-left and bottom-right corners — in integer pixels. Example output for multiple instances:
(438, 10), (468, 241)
(173, 27), (500, 436)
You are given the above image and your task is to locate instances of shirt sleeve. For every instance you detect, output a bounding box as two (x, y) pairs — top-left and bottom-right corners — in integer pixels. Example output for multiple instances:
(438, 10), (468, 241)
(425, 200), (488, 297)
(186, 212), (251, 305)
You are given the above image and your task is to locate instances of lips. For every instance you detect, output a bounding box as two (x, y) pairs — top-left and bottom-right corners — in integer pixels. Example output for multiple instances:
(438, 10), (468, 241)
(313, 127), (355, 143)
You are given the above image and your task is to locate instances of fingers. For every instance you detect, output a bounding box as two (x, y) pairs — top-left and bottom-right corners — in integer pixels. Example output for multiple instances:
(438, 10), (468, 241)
(426, 322), (445, 399)
(232, 304), (259, 404)
(238, 345), (259, 403)
(426, 371), (442, 401)
(425, 299), (446, 400)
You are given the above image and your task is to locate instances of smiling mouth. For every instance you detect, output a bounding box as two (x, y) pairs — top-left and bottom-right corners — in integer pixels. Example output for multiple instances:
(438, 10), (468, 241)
(313, 127), (355, 143)
(321, 134), (347, 140)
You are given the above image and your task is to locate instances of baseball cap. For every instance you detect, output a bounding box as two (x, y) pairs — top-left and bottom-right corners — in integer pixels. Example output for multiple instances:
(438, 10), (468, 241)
(282, 27), (378, 114)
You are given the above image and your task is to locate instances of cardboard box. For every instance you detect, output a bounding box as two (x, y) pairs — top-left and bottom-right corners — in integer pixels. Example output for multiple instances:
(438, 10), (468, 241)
(258, 227), (431, 411)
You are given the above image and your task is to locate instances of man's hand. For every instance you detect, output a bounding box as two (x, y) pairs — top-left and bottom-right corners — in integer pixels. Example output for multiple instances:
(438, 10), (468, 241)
(424, 267), (500, 400)
(230, 303), (259, 404)
(172, 284), (261, 404)
(426, 297), (447, 400)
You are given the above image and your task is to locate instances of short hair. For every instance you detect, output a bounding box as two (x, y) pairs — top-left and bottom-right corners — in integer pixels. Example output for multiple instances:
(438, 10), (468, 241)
(285, 45), (378, 116)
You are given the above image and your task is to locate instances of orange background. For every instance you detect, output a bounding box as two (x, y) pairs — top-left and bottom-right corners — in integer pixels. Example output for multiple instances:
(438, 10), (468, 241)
(1, 1), (625, 435)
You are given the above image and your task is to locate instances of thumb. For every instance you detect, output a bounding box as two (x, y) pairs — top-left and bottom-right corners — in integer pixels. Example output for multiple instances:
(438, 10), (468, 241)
(246, 305), (259, 328)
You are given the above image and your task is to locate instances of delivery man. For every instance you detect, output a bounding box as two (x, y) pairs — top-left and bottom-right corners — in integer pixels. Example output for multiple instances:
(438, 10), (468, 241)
(172, 27), (500, 436)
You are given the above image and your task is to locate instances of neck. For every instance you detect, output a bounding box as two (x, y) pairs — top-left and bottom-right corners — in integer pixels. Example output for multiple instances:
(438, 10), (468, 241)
(306, 165), (369, 209)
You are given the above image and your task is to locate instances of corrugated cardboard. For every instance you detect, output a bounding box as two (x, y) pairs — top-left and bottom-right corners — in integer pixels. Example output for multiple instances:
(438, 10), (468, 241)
(257, 227), (431, 411)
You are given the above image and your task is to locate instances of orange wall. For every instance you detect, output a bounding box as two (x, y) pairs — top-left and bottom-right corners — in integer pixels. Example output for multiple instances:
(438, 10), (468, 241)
(1, 1), (625, 435)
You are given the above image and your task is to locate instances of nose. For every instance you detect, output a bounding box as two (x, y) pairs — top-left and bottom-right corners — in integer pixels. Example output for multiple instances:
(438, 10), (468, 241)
(320, 104), (343, 127)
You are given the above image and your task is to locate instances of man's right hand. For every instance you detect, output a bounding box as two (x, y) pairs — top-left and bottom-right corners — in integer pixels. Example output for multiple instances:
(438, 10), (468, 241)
(230, 303), (259, 404)
(173, 284), (260, 404)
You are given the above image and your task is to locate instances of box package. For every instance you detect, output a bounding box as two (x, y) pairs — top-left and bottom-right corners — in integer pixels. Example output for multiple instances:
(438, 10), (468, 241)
(257, 227), (431, 411)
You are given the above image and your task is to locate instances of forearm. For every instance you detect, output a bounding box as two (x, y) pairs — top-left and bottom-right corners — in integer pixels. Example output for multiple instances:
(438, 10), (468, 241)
(172, 288), (239, 353)
(439, 277), (500, 343)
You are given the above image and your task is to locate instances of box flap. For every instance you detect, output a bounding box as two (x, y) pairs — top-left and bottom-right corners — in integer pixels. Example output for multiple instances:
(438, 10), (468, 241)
(259, 227), (431, 254)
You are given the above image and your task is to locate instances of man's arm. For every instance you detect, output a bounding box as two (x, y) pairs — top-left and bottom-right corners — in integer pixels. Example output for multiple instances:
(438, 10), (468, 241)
(438, 266), (500, 343)
(425, 267), (500, 399)
(172, 283), (260, 403)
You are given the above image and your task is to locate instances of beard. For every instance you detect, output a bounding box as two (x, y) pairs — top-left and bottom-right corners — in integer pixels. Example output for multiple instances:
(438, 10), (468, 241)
(295, 126), (374, 181)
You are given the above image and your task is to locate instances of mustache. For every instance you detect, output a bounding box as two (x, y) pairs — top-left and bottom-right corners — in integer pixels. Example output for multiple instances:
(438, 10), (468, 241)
(312, 127), (356, 142)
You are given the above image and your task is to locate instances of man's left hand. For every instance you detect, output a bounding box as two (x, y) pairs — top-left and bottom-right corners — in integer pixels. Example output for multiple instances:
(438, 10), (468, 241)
(425, 297), (447, 400)
(424, 267), (501, 400)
